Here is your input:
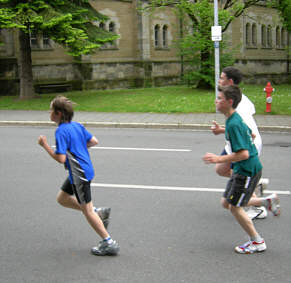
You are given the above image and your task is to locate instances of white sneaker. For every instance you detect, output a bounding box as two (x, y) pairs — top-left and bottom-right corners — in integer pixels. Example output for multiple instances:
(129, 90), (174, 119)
(93, 207), (111, 229)
(246, 206), (268, 220)
(255, 178), (269, 196)
(265, 193), (280, 216)
(235, 239), (267, 254)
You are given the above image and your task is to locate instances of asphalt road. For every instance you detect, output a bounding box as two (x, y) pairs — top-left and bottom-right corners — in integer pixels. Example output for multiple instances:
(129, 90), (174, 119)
(0, 127), (290, 283)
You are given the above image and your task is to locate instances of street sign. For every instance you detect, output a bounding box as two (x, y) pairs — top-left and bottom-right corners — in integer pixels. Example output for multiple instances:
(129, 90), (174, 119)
(211, 26), (222, 41)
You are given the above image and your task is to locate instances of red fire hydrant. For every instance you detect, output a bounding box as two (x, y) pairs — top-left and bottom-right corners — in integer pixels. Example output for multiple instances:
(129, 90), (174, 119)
(264, 82), (274, 113)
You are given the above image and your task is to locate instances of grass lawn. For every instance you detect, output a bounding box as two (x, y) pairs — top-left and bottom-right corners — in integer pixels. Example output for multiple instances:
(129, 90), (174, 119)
(0, 84), (290, 115)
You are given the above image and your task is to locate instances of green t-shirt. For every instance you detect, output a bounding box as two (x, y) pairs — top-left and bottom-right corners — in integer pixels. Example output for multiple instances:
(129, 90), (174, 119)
(225, 112), (262, 176)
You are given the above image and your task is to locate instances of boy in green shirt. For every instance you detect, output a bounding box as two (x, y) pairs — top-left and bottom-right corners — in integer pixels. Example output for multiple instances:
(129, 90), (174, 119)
(203, 85), (280, 254)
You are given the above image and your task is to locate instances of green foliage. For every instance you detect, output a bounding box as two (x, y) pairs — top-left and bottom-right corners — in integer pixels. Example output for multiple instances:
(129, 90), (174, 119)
(149, 0), (236, 88)
(147, 1), (274, 89)
(271, 0), (291, 31)
(0, 0), (118, 56)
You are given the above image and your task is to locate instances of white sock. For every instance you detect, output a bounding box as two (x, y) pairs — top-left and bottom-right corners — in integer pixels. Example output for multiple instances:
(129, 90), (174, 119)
(104, 236), (113, 244)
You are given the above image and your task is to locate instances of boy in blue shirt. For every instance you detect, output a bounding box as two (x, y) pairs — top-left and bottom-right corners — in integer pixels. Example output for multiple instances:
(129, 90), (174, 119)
(38, 96), (119, 256)
(203, 85), (280, 254)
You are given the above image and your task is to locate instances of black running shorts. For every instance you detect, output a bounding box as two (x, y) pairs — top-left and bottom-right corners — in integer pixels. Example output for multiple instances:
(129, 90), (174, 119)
(223, 170), (262, 207)
(61, 177), (92, 204)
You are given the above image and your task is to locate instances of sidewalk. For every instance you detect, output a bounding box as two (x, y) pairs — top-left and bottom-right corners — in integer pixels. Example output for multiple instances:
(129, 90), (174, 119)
(0, 110), (291, 132)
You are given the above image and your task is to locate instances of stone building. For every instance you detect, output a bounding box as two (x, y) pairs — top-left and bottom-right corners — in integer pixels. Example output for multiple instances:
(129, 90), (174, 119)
(0, 0), (290, 95)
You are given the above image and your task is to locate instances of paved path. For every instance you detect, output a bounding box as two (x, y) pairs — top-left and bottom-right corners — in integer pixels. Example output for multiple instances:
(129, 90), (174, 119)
(0, 110), (291, 132)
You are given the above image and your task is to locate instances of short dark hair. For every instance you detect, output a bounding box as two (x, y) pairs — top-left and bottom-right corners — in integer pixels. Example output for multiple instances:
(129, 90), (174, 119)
(218, 85), (242, 109)
(50, 96), (74, 123)
(222, 67), (242, 85)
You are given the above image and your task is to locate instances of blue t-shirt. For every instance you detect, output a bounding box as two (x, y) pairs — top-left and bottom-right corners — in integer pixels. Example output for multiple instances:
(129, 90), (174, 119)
(55, 122), (94, 183)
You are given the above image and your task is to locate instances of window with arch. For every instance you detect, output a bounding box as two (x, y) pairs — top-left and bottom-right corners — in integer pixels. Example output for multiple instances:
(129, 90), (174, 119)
(281, 28), (287, 48)
(252, 24), (257, 46)
(246, 23), (251, 46)
(162, 25), (168, 47)
(30, 30), (52, 50)
(261, 25), (266, 47)
(108, 22), (116, 47)
(109, 22), (115, 33)
(154, 25), (160, 47)
(276, 26), (281, 48)
(99, 22), (105, 30)
(42, 32), (50, 48)
(98, 20), (118, 49)
(267, 25), (272, 48)
(30, 30), (38, 48)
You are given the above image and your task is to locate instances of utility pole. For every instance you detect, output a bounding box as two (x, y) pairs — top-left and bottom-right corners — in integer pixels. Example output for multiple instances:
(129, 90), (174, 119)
(212, 0), (221, 99)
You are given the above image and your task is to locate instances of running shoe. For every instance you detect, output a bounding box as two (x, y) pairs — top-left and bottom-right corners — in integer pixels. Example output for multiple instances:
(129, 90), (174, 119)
(235, 239), (267, 254)
(265, 193), (280, 216)
(255, 178), (269, 196)
(95, 207), (111, 229)
(91, 240), (120, 256)
(246, 206), (268, 220)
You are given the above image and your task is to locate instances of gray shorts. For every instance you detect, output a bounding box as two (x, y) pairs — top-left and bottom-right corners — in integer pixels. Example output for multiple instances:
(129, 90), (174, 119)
(61, 177), (92, 205)
(223, 170), (262, 207)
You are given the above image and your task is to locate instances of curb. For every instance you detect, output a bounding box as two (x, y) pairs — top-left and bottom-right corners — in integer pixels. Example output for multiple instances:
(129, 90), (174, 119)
(1, 120), (291, 132)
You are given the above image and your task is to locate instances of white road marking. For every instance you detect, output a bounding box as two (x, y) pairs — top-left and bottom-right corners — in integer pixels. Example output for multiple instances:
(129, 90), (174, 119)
(91, 183), (291, 195)
(91, 146), (191, 152)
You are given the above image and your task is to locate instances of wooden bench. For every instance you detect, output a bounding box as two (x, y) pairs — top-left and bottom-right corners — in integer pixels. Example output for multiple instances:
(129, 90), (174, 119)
(36, 83), (72, 94)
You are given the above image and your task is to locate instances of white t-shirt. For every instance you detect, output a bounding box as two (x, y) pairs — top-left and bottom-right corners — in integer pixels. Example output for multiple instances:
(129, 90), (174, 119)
(225, 94), (262, 155)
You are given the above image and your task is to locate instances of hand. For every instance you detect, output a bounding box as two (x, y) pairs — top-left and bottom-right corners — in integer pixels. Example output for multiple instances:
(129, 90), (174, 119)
(211, 120), (224, 135)
(203, 152), (219, 164)
(38, 135), (47, 147)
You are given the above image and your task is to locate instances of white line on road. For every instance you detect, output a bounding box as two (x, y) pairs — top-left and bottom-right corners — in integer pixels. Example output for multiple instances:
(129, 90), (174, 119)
(91, 146), (191, 152)
(91, 183), (291, 195)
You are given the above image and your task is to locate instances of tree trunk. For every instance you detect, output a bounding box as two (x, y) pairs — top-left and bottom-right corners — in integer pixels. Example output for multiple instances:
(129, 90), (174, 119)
(18, 29), (34, 99)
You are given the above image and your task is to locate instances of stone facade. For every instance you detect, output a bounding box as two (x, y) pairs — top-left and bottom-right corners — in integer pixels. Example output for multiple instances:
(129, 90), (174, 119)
(0, 0), (290, 95)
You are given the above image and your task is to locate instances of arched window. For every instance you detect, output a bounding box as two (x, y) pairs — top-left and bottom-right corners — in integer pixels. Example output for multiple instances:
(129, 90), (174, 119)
(154, 25), (160, 47)
(246, 23), (251, 46)
(109, 22), (115, 33)
(162, 25), (168, 47)
(276, 26), (281, 48)
(30, 30), (38, 48)
(261, 25), (266, 47)
(99, 22), (105, 30)
(267, 25), (272, 48)
(108, 22), (116, 47)
(251, 24), (257, 46)
(43, 32), (50, 48)
(281, 28), (287, 47)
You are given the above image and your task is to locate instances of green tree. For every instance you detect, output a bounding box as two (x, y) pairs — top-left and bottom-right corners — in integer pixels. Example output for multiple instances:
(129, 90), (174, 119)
(0, 0), (117, 98)
(272, 0), (291, 31)
(146, 0), (266, 89)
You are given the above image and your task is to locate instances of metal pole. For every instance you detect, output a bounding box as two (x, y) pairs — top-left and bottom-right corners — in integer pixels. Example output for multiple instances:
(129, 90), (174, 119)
(214, 0), (220, 99)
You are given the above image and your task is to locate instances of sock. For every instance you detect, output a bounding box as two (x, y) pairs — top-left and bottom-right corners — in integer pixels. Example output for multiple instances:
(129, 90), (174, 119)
(250, 234), (263, 243)
(104, 236), (113, 244)
(93, 206), (98, 213)
(261, 198), (269, 208)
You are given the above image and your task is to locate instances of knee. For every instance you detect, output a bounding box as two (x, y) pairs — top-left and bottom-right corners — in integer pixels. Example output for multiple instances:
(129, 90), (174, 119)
(80, 202), (94, 217)
(221, 198), (230, 210)
(56, 191), (66, 206)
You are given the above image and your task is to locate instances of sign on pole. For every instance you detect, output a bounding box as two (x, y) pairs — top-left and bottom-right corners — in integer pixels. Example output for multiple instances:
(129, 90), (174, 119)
(213, 0), (220, 101)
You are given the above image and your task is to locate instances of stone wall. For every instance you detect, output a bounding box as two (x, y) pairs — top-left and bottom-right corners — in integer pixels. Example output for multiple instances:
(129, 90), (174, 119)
(0, 0), (290, 95)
